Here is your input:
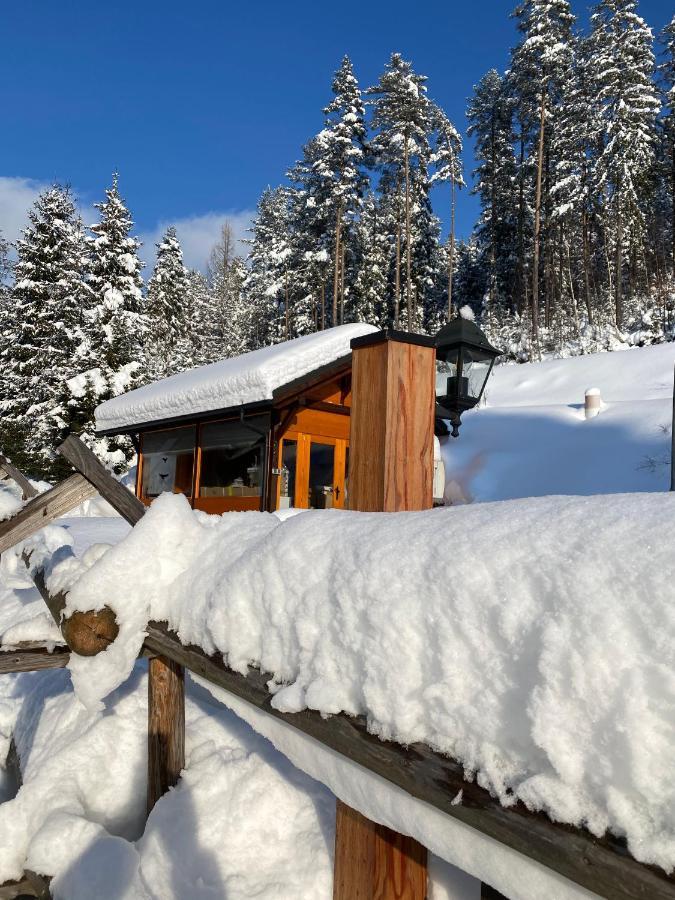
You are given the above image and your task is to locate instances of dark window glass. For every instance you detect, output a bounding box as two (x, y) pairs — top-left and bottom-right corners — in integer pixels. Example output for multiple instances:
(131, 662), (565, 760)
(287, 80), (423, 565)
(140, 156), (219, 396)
(309, 442), (335, 509)
(279, 439), (297, 508)
(141, 427), (196, 498)
(199, 416), (268, 498)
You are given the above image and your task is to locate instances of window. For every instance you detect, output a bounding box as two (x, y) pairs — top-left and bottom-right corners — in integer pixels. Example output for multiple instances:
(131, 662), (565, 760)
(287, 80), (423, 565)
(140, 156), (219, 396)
(278, 439), (297, 508)
(141, 427), (195, 498)
(199, 416), (268, 498)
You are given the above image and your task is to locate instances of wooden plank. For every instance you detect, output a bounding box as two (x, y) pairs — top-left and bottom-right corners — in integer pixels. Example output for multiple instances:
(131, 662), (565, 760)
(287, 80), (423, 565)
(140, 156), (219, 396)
(0, 646), (69, 674)
(140, 619), (675, 900)
(0, 456), (38, 501)
(336, 331), (437, 898)
(0, 474), (97, 555)
(57, 435), (145, 525)
(147, 655), (185, 814)
(333, 800), (427, 900)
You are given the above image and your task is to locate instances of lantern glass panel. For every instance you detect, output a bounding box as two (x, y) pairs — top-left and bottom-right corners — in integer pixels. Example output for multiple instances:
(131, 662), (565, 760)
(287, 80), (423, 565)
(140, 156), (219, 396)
(461, 347), (494, 402)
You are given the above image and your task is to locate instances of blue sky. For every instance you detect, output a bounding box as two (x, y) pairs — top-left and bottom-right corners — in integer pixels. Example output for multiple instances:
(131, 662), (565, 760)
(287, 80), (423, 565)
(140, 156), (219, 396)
(1, 0), (672, 270)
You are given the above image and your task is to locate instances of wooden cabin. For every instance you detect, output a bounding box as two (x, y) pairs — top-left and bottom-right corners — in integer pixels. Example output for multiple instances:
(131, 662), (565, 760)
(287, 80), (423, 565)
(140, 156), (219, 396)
(94, 324), (379, 514)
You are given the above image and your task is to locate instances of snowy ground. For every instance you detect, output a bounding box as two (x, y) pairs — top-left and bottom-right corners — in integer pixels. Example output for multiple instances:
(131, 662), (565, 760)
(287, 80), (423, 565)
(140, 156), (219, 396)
(442, 342), (675, 501)
(0, 342), (673, 899)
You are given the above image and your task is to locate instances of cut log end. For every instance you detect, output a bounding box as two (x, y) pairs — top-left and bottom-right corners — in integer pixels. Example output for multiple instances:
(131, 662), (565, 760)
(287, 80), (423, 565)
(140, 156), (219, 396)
(62, 607), (119, 656)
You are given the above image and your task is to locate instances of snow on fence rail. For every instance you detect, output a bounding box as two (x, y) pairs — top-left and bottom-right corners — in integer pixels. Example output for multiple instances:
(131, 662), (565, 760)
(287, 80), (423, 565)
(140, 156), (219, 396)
(1, 437), (675, 900)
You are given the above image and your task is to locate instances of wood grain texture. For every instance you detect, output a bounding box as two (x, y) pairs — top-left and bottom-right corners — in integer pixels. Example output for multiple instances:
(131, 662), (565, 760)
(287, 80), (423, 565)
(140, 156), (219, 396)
(147, 655), (185, 814)
(0, 456), (38, 500)
(139, 619), (675, 900)
(0, 646), (69, 674)
(349, 338), (435, 512)
(333, 800), (427, 900)
(57, 435), (145, 525)
(0, 474), (97, 554)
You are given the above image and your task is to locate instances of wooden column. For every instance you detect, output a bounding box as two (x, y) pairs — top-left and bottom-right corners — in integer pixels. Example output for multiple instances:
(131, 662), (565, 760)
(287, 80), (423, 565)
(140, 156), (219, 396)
(147, 655), (185, 813)
(333, 330), (436, 900)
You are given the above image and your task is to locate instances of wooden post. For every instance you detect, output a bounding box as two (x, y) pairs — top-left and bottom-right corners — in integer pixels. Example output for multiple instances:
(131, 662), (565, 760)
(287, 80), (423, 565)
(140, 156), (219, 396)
(57, 435), (185, 814)
(147, 656), (185, 814)
(333, 330), (436, 900)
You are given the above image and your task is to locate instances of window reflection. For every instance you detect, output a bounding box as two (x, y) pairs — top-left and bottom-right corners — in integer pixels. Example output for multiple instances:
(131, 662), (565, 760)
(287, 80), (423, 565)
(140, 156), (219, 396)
(199, 416), (267, 499)
(141, 427), (195, 498)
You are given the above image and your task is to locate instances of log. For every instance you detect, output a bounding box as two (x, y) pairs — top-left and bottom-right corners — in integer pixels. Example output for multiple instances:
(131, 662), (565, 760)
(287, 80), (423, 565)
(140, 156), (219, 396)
(57, 435), (145, 525)
(0, 456), (38, 501)
(0, 474), (97, 555)
(0, 646), (69, 674)
(141, 619), (675, 900)
(61, 607), (119, 656)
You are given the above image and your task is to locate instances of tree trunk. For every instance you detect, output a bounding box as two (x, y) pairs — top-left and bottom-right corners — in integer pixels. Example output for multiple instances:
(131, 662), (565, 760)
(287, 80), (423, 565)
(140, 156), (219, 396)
(615, 209), (623, 329)
(532, 92), (546, 354)
(321, 283), (326, 330)
(404, 129), (413, 331)
(340, 242), (346, 325)
(394, 206), (401, 330)
(284, 269), (290, 340)
(582, 212), (593, 325)
(332, 201), (343, 327)
(448, 172), (455, 321)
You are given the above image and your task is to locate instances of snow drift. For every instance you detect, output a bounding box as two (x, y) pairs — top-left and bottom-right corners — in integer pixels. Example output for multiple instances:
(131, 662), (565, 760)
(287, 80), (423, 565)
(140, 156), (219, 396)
(59, 490), (675, 871)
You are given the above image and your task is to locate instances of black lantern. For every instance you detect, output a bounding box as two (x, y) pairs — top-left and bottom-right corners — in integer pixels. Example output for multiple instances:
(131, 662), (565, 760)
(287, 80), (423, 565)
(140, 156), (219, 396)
(435, 315), (501, 437)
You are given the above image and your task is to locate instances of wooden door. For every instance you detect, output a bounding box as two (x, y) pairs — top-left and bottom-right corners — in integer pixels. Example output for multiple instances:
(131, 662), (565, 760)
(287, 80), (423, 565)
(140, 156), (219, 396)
(276, 434), (347, 510)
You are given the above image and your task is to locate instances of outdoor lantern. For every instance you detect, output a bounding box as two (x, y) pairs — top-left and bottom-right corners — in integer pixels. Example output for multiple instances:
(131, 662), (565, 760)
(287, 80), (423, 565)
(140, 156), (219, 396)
(434, 314), (501, 437)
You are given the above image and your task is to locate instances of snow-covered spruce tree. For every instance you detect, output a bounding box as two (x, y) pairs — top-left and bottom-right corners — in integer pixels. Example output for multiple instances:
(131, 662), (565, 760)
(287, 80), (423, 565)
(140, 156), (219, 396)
(87, 174), (145, 372)
(467, 70), (518, 319)
(145, 226), (190, 378)
(1, 186), (92, 478)
(430, 105), (464, 320)
(589, 0), (660, 328)
(509, 0), (575, 347)
(56, 175), (146, 469)
(659, 15), (675, 276)
(204, 223), (252, 358)
(353, 192), (391, 327)
(245, 186), (295, 345)
(368, 53), (439, 331)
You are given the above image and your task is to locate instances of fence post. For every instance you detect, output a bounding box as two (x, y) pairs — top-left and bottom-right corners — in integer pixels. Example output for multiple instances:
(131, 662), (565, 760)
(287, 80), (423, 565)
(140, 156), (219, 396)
(332, 330), (436, 900)
(57, 435), (185, 814)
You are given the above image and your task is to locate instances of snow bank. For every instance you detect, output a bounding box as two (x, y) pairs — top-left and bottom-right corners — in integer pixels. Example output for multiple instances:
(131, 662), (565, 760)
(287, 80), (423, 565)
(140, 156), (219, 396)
(0, 667), (336, 899)
(95, 323), (378, 432)
(443, 342), (675, 500)
(64, 491), (675, 870)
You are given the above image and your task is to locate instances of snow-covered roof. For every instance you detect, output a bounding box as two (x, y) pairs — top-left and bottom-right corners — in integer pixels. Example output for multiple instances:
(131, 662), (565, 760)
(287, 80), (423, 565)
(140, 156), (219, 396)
(95, 323), (378, 433)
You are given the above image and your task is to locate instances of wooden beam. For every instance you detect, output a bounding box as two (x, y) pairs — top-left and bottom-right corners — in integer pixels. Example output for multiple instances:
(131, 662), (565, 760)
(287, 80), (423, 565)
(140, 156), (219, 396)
(147, 655), (185, 814)
(335, 330), (437, 899)
(57, 435), (145, 525)
(56, 435), (183, 813)
(0, 456), (38, 501)
(0, 474), (97, 555)
(333, 800), (427, 900)
(0, 646), (69, 674)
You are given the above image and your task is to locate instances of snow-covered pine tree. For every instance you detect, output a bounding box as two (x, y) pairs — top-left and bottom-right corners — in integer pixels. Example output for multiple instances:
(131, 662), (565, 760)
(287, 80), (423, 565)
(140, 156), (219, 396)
(245, 187), (295, 345)
(353, 192), (391, 326)
(87, 174), (145, 372)
(204, 223), (252, 357)
(659, 15), (675, 276)
(509, 0), (575, 346)
(467, 70), (518, 319)
(589, 0), (660, 327)
(145, 226), (190, 378)
(368, 53), (440, 330)
(1, 186), (92, 477)
(430, 106), (464, 320)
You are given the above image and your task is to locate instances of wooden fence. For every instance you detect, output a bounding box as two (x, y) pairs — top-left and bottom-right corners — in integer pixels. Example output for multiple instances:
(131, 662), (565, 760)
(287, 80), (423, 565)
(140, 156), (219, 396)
(0, 438), (674, 900)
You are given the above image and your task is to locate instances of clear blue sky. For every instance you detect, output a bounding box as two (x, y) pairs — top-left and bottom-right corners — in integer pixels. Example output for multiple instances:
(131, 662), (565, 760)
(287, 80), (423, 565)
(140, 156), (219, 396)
(1, 0), (672, 258)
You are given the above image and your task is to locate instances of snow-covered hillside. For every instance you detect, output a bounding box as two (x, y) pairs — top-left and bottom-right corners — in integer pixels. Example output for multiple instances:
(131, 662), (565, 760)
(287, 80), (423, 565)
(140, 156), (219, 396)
(442, 343), (675, 501)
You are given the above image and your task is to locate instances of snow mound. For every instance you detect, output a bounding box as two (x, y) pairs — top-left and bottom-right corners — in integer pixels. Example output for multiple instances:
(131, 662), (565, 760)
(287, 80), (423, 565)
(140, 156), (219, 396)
(64, 490), (675, 870)
(95, 324), (378, 432)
